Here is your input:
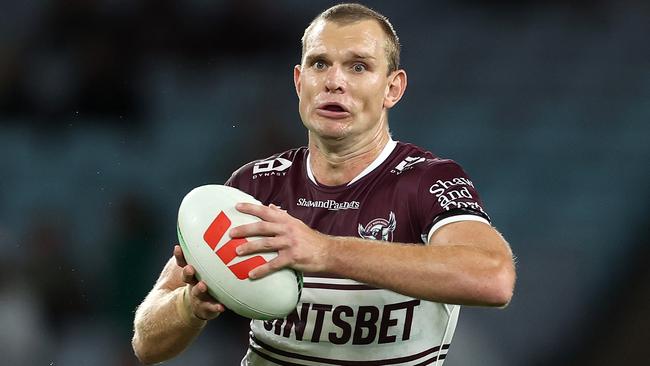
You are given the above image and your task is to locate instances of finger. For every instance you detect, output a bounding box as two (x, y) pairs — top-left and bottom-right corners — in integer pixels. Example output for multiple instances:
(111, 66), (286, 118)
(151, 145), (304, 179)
(174, 245), (188, 267)
(230, 221), (281, 239)
(207, 302), (226, 314)
(236, 202), (282, 222)
(236, 237), (278, 256)
(249, 255), (290, 280)
(192, 281), (219, 303)
(200, 301), (226, 315)
(196, 302), (226, 320)
(269, 204), (286, 212)
(189, 282), (226, 319)
(182, 264), (199, 285)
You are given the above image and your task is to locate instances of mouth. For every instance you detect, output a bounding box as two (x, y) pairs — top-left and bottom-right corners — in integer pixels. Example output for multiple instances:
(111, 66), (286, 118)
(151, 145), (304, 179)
(316, 102), (351, 119)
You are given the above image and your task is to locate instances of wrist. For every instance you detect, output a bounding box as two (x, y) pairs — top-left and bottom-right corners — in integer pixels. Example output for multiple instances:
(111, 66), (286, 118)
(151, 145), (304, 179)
(175, 286), (207, 329)
(321, 234), (342, 273)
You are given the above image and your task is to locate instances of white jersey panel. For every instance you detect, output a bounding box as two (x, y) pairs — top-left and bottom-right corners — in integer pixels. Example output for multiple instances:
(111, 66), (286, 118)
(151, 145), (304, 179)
(243, 278), (458, 365)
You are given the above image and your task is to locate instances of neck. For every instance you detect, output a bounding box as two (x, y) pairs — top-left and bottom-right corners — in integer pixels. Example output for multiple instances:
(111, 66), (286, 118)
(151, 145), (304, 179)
(308, 126), (390, 186)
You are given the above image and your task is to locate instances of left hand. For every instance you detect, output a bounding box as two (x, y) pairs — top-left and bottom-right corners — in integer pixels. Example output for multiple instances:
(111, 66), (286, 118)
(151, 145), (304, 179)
(229, 203), (331, 279)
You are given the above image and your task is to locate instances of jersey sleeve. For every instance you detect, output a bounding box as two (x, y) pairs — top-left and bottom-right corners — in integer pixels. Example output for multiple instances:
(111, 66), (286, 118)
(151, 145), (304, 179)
(223, 149), (303, 205)
(417, 160), (490, 242)
(224, 163), (251, 192)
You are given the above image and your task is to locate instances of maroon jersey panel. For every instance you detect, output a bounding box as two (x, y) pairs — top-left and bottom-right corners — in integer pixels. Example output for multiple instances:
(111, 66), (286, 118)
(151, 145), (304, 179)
(224, 142), (489, 245)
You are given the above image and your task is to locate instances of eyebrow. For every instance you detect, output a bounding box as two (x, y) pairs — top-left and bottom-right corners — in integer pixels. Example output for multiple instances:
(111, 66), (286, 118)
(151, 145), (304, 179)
(348, 52), (376, 60)
(304, 52), (376, 65)
(304, 53), (329, 66)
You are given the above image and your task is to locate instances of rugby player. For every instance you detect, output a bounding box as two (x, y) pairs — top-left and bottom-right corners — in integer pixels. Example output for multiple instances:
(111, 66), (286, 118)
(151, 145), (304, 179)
(133, 3), (516, 365)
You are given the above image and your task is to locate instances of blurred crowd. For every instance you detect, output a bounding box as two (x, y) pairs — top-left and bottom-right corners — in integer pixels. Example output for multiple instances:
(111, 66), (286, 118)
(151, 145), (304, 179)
(1, 1), (649, 365)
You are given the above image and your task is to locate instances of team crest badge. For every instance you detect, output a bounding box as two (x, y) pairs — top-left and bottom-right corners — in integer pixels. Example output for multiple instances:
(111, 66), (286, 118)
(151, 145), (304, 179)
(358, 212), (397, 242)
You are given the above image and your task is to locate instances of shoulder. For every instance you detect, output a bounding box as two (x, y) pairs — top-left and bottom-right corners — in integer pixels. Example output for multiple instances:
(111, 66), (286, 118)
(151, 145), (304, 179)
(390, 141), (469, 178)
(231, 147), (305, 177)
(390, 142), (484, 207)
(225, 147), (307, 202)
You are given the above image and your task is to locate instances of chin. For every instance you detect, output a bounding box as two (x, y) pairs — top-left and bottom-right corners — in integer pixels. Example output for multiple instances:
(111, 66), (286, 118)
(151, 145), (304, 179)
(311, 129), (346, 141)
(320, 124), (353, 139)
(306, 118), (350, 138)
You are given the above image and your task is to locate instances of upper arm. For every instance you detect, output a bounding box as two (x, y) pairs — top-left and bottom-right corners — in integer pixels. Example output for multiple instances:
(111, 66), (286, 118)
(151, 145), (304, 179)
(428, 220), (515, 306)
(428, 220), (512, 257)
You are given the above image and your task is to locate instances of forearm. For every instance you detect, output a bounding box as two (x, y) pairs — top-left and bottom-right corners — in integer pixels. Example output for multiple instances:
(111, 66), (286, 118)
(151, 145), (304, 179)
(132, 285), (207, 364)
(324, 236), (513, 306)
(233, 205), (515, 306)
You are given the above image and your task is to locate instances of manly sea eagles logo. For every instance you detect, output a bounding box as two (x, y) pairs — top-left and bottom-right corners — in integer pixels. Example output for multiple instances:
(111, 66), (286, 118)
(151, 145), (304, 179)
(358, 212), (397, 242)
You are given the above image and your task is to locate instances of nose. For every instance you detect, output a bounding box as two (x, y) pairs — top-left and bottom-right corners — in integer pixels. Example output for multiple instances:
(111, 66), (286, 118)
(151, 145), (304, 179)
(324, 65), (345, 94)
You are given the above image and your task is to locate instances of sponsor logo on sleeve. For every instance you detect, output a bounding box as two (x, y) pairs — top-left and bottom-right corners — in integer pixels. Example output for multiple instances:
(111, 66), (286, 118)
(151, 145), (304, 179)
(429, 178), (484, 212)
(391, 156), (425, 175)
(296, 198), (360, 211)
(252, 157), (292, 179)
(358, 211), (396, 241)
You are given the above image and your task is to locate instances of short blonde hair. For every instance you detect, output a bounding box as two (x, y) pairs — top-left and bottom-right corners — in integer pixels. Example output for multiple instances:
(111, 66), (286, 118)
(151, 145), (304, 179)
(301, 3), (401, 74)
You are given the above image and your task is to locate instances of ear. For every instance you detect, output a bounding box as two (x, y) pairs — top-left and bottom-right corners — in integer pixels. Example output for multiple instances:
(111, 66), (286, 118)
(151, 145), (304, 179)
(383, 69), (407, 109)
(293, 64), (302, 97)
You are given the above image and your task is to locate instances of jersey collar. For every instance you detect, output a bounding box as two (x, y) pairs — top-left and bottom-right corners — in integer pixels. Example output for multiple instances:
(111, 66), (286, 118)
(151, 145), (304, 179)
(306, 138), (398, 186)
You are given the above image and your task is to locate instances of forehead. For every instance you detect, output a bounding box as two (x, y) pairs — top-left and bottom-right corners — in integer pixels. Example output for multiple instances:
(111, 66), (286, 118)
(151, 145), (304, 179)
(304, 19), (387, 59)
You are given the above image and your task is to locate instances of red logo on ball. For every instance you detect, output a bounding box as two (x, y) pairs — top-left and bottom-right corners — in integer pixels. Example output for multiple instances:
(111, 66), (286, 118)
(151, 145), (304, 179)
(203, 211), (266, 280)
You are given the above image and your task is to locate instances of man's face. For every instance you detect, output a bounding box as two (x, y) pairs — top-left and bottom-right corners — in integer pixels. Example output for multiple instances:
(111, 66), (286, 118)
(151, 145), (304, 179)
(295, 20), (398, 142)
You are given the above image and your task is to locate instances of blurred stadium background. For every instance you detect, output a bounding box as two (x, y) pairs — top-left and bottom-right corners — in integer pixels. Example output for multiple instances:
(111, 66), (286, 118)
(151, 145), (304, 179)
(1, 0), (649, 365)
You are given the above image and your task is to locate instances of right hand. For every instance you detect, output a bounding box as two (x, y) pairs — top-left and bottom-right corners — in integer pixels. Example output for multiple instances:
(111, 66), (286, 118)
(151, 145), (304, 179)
(173, 245), (226, 320)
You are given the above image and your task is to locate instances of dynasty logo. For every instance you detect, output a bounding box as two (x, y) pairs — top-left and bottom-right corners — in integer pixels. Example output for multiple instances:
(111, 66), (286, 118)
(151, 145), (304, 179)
(391, 156), (425, 175)
(253, 157), (292, 179)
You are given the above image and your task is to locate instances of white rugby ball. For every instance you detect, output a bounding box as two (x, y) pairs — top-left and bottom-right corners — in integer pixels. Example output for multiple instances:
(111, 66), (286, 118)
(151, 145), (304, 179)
(177, 184), (302, 320)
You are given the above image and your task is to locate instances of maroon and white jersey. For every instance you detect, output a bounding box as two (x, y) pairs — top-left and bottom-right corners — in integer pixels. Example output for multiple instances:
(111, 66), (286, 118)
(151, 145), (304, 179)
(225, 140), (490, 366)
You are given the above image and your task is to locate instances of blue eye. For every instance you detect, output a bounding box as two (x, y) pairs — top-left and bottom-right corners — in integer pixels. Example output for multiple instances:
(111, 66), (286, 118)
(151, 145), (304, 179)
(314, 61), (326, 70)
(352, 63), (366, 73)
